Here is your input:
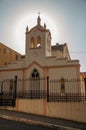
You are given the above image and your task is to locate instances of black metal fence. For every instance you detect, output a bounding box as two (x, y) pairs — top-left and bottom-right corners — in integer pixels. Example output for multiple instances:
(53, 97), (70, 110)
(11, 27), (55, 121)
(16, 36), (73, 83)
(0, 76), (17, 106)
(48, 78), (86, 102)
(17, 77), (47, 99)
(0, 77), (86, 103)
(16, 77), (86, 102)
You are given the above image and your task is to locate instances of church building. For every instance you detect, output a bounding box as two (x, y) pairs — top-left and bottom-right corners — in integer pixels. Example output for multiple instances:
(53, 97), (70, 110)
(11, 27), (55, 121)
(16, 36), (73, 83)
(0, 15), (85, 98)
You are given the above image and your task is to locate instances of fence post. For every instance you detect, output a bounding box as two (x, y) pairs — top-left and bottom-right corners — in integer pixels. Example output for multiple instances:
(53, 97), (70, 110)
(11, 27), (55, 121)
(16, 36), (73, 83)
(0, 81), (3, 106)
(47, 76), (49, 102)
(14, 76), (17, 99)
(84, 77), (86, 87)
(84, 77), (86, 99)
(1, 81), (3, 95)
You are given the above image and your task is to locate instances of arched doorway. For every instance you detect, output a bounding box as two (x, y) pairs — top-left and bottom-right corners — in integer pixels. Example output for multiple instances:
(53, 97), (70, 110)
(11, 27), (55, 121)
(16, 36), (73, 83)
(30, 68), (40, 98)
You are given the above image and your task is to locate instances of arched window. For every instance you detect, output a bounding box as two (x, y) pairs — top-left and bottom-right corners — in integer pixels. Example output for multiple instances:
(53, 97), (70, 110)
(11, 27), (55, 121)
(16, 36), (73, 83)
(31, 68), (40, 78)
(31, 37), (35, 48)
(36, 36), (41, 47)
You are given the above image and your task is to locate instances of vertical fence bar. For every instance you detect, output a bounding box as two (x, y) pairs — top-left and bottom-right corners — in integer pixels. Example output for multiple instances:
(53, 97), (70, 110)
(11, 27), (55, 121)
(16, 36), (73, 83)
(1, 81), (3, 96)
(13, 76), (17, 106)
(47, 76), (49, 102)
(84, 77), (86, 88)
(0, 81), (3, 106)
(14, 76), (17, 99)
(84, 77), (86, 100)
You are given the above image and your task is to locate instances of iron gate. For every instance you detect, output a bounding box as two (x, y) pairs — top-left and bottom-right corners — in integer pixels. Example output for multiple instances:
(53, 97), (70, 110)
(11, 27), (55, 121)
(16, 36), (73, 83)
(0, 76), (17, 107)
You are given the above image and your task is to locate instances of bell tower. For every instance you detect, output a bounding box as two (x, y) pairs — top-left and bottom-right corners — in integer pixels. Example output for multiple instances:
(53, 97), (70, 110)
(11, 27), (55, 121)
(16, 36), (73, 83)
(25, 15), (52, 63)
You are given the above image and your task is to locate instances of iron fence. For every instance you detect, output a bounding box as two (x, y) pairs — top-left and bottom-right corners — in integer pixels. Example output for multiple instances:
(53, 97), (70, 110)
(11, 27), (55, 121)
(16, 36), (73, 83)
(48, 78), (85, 102)
(0, 77), (86, 103)
(16, 77), (47, 99)
(0, 76), (17, 106)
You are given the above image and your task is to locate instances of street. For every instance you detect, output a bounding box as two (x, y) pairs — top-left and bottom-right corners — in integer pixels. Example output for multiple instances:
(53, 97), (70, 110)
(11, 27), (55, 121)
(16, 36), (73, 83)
(0, 118), (56, 130)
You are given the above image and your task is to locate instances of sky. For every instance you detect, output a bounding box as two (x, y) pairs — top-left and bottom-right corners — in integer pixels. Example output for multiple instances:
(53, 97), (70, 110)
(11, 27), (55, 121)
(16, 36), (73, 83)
(0, 0), (86, 72)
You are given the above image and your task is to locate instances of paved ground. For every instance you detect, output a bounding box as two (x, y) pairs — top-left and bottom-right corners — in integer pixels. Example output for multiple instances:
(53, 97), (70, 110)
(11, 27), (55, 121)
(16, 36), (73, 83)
(0, 118), (56, 130)
(0, 108), (86, 130)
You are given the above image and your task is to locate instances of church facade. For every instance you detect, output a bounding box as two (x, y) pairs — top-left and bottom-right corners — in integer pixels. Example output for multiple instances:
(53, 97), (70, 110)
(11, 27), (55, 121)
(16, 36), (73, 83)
(0, 16), (85, 98)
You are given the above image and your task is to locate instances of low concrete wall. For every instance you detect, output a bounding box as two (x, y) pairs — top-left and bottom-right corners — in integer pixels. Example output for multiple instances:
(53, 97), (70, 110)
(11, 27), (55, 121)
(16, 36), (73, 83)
(8, 99), (86, 123)
(15, 99), (47, 116)
(47, 102), (86, 123)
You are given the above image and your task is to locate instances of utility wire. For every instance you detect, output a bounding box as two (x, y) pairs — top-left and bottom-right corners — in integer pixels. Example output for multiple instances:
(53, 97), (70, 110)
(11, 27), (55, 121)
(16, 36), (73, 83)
(71, 52), (86, 54)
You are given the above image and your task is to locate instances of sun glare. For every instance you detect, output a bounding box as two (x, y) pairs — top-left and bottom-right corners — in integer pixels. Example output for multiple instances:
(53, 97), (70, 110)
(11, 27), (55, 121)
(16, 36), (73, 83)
(15, 13), (58, 54)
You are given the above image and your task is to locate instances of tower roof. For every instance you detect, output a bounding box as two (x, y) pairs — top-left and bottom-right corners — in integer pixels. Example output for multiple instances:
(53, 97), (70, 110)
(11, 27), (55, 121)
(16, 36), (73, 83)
(26, 15), (51, 38)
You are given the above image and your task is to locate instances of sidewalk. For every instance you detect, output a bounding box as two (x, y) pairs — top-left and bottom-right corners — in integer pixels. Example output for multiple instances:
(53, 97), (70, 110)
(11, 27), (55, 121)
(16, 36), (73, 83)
(0, 108), (86, 130)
